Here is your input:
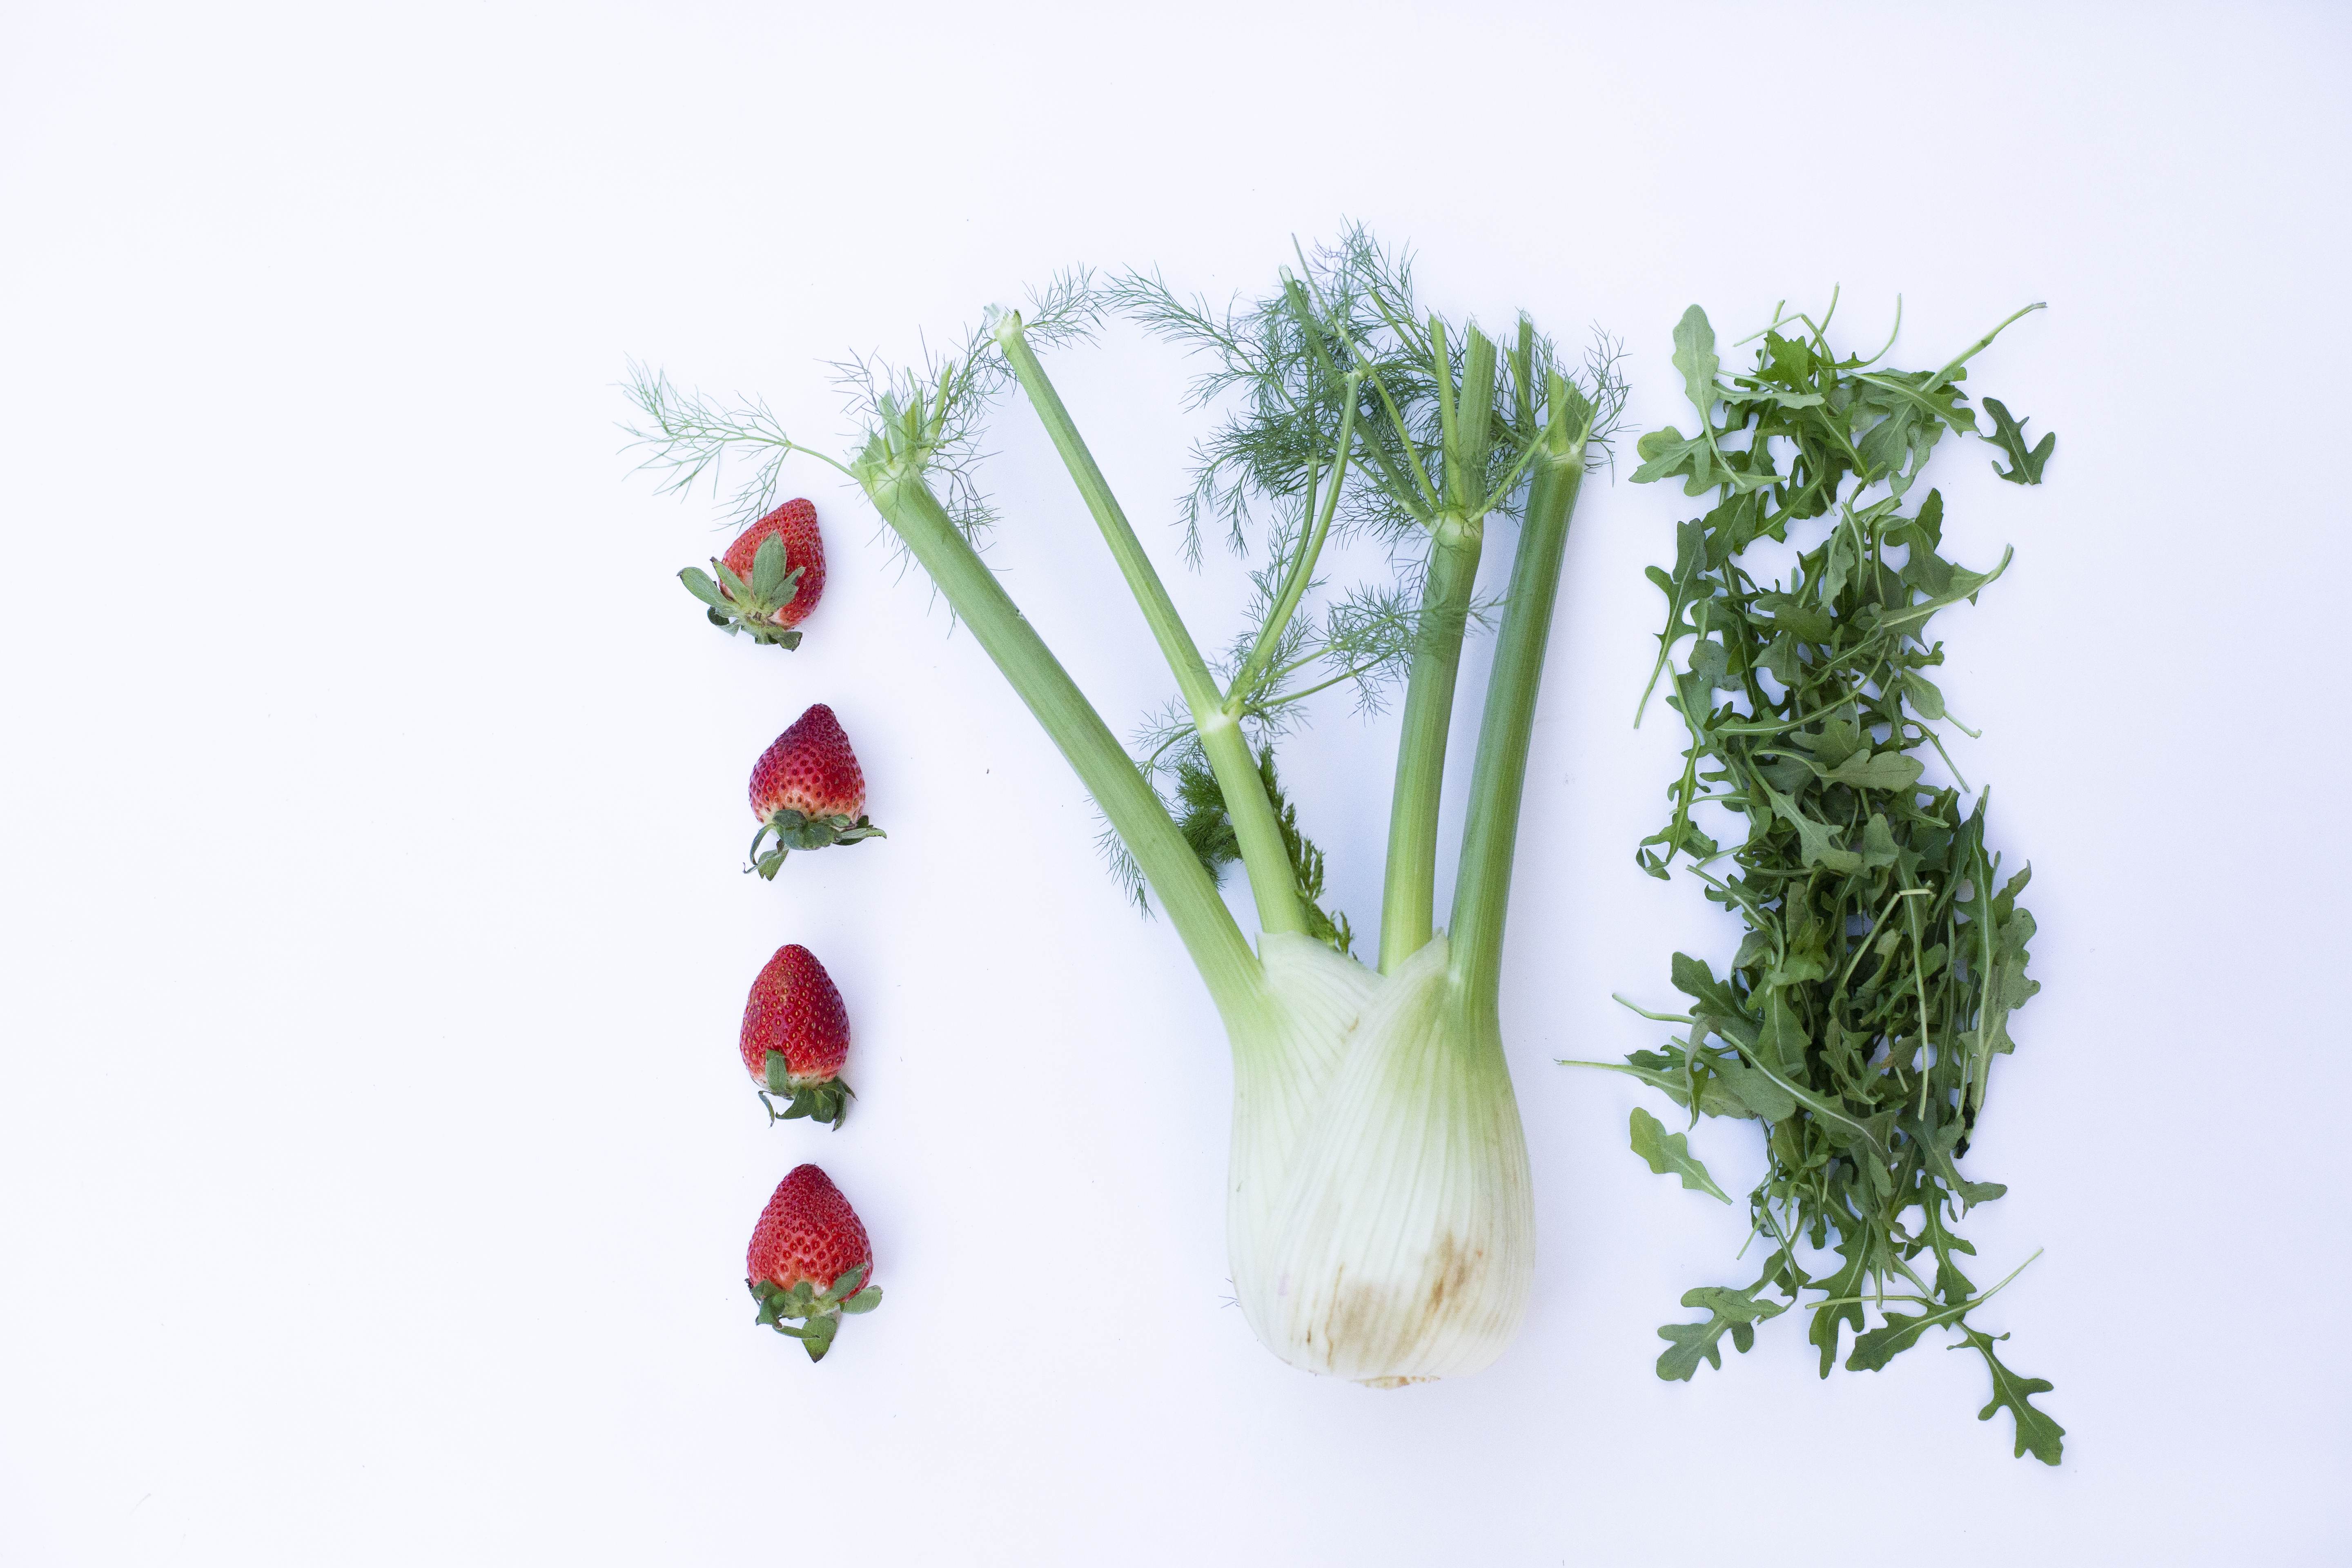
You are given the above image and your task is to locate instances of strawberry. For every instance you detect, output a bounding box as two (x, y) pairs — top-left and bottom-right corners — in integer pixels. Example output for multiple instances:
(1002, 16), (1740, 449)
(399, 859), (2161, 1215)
(722, 499), (827, 621)
(741, 943), (853, 1128)
(746, 1163), (882, 1361)
(678, 498), (826, 649)
(746, 703), (885, 878)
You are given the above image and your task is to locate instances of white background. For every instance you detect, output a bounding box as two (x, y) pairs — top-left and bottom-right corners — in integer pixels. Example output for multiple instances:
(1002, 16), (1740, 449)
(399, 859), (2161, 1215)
(3, 3), (2345, 1563)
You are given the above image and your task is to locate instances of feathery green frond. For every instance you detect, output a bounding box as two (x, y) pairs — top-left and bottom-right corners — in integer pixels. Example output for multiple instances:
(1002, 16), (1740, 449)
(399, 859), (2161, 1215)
(619, 362), (815, 528)
(1173, 748), (1353, 955)
(1093, 815), (1151, 916)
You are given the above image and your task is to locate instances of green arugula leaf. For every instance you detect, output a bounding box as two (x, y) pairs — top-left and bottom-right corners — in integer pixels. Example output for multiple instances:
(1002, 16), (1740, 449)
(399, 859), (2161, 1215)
(1708, 1054), (1797, 1122)
(1759, 780), (1864, 873)
(1584, 1055), (1757, 1120)
(1567, 1057), (1757, 1120)
(1758, 330), (1812, 388)
(1860, 813), (1901, 868)
(1670, 305), (1722, 419)
(1824, 750), (1926, 791)
(1846, 1299), (1972, 1371)
(1856, 368), (1979, 437)
(1757, 596), (1836, 642)
(1757, 991), (1815, 1082)
(1686, 638), (1735, 692)
(1886, 488), (1944, 551)
(1962, 1328), (2065, 1465)
(1631, 427), (1721, 493)
(1981, 398), (2055, 484)
(1806, 1245), (1869, 1379)
(1899, 669), (1947, 719)
(1656, 1283), (1788, 1381)
(1628, 1107), (1732, 1202)
(1667, 951), (1738, 1012)
(1725, 379), (1827, 410)
(1635, 519), (1714, 720)
(1821, 519), (1862, 604)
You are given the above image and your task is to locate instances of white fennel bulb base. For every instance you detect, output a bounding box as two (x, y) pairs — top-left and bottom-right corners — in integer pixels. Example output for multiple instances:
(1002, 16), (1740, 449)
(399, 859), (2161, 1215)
(1228, 933), (1535, 1386)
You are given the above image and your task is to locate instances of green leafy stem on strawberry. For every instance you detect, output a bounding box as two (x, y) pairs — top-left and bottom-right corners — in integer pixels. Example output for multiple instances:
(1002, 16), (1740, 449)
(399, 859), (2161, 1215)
(761, 1051), (853, 1129)
(680, 532), (807, 648)
(746, 809), (885, 880)
(748, 1262), (882, 1362)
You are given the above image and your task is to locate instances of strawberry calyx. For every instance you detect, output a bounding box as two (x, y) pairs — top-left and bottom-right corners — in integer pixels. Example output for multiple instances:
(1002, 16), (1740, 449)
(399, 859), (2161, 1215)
(748, 1261), (882, 1362)
(679, 534), (806, 649)
(761, 1050), (853, 1129)
(746, 809), (886, 879)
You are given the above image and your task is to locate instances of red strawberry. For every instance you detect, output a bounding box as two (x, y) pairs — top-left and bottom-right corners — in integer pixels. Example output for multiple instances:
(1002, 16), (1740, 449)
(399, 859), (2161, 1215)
(722, 499), (827, 626)
(679, 497), (826, 649)
(746, 1164), (881, 1361)
(746, 703), (885, 879)
(741, 943), (853, 1128)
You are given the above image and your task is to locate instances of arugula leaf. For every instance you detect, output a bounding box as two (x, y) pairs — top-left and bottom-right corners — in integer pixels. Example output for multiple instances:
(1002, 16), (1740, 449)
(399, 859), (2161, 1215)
(1847, 1299), (1973, 1371)
(1824, 749), (1925, 791)
(1962, 1329), (2065, 1465)
(1981, 398), (2055, 484)
(1708, 1054), (1797, 1122)
(1806, 1244), (1869, 1379)
(1570, 1056), (1755, 1120)
(1670, 305), (1722, 417)
(1635, 519), (1714, 722)
(1656, 1283), (1788, 1381)
(1628, 1107), (1732, 1203)
(1630, 427), (1721, 494)
(1667, 951), (1744, 1019)
(1760, 779), (1864, 874)
(1899, 669), (1947, 719)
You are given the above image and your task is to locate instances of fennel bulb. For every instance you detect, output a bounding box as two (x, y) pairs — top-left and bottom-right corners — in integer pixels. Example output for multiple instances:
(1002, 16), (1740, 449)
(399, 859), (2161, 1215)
(1232, 933), (1533, 1383)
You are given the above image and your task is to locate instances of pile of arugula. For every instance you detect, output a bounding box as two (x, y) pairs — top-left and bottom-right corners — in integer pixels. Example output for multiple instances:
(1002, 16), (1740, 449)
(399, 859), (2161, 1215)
(1577, 296), (2062, 1463)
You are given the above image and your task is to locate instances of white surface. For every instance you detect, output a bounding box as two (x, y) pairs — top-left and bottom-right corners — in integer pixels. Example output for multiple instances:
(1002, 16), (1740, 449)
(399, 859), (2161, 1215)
(2, 3), (2346, 1563)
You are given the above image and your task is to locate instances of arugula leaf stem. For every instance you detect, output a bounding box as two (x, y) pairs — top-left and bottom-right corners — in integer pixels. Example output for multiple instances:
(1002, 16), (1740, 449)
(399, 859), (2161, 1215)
(1913, 720), (1974, 795)
(1714, 673), (1886, 738)
(1904, 881), (1937, 1121)
(1926, 303), (2048, 391)
(1810, 285), (1840, 344)
(1608, 994), (1693, 1025)
(1810, 1246), (2040, 1315)
(1656, 711), (1709, 861)
(1686, 863), (1773, 926)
